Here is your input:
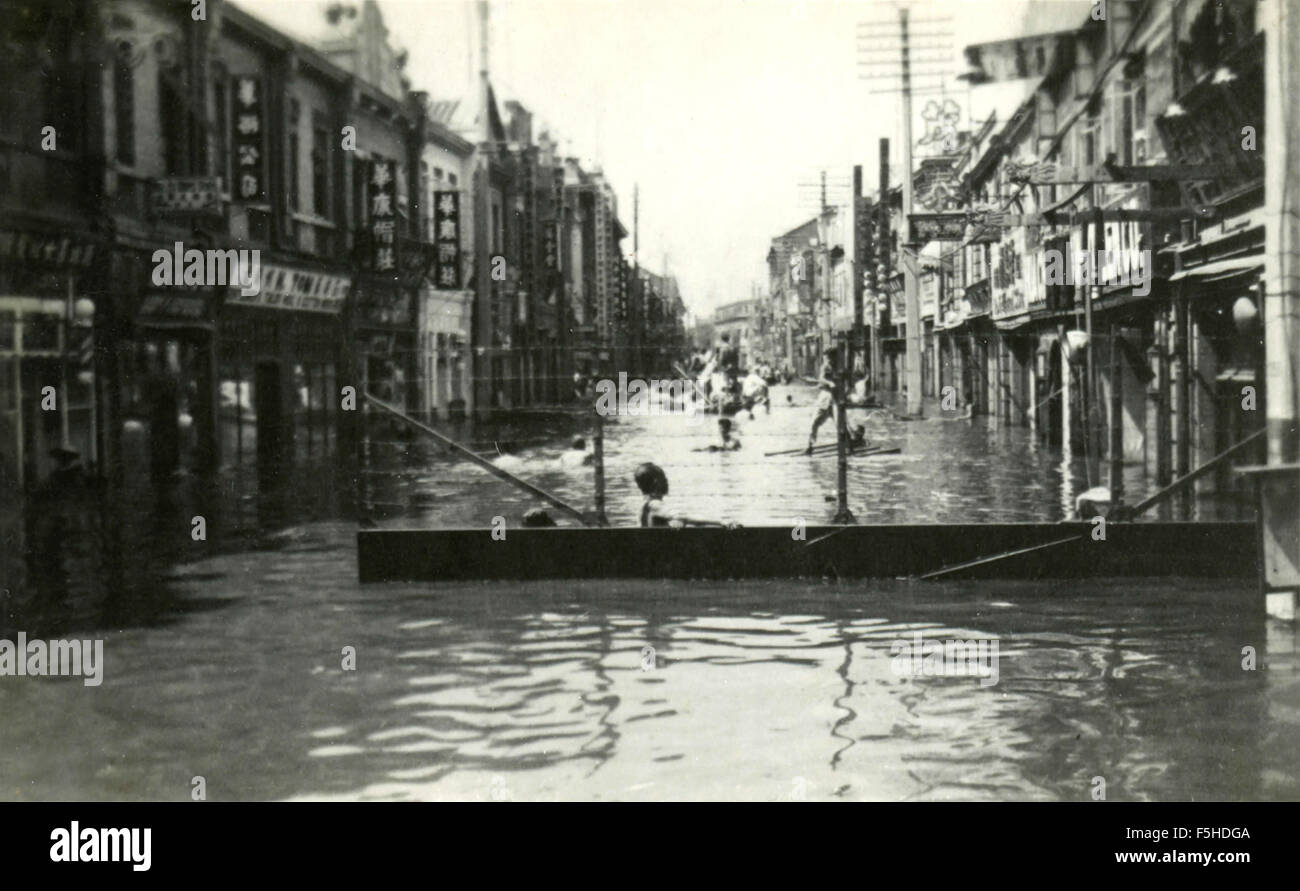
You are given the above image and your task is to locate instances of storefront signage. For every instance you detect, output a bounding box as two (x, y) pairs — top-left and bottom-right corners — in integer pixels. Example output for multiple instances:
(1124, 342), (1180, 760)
(232, 76), (265, 201)
(369, 160), (397, 273)
(0, 229), (98, 270)
(136, 286), (221, 328)
(225, 263), (349, 313)
(433, 190), (460, 289)
(150, 177), (223, 216)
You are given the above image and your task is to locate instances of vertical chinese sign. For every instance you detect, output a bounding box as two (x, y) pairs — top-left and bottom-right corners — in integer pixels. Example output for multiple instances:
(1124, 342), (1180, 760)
(232, 76), (264, 201)
(368, 159), (397, 275)
(433, 191), (460, 289)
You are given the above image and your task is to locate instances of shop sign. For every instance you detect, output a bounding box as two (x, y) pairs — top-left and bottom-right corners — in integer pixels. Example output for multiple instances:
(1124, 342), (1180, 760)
(433, 191), (460, 289)
(226, 263), (349, 313)
(136, 286), (221, 328)
(368, 159), (397, 274)
(0, 228), (98, 270)
(232, 76), (265, 201)
(150, 177), (223, 217)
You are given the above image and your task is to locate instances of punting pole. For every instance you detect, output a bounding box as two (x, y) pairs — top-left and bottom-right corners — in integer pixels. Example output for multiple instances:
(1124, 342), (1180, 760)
(364, 392), (596, 527)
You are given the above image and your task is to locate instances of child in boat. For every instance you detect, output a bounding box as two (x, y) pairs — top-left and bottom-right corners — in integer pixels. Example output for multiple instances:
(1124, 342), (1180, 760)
(692, 417), (741, 452)
(634, 462), (732, 528)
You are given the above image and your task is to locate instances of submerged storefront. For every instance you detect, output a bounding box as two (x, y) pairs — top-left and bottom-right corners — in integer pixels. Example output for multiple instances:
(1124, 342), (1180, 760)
(218, 260), (351, 476)
(0, 227), (100, 491)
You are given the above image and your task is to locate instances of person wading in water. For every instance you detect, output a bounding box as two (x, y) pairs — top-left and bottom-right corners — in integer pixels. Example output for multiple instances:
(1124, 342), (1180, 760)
(805, 347), (839, 455)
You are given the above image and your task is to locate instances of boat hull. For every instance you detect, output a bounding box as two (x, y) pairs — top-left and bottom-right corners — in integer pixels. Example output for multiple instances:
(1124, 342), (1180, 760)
(357, 522), (1257, 583)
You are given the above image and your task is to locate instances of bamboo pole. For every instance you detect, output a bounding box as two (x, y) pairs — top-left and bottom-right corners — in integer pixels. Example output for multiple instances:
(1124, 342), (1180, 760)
(364, 392), (595, 526)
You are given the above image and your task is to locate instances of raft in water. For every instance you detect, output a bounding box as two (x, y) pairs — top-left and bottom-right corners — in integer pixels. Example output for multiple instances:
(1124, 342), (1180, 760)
(357, 521), (1256, 583)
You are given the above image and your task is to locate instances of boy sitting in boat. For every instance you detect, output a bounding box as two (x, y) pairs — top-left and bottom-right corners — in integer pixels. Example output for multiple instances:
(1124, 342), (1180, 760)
(635, 462), (734, 528)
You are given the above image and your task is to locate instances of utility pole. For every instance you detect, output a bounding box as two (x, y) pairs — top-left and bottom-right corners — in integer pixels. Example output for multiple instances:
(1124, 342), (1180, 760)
(900, 7), (923, 417)
(853, 164), (865, 380)
(876, 137), (889, 397)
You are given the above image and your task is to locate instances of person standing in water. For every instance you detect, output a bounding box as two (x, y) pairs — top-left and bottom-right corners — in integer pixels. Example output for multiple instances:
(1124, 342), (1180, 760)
(805, 346), (839, 454)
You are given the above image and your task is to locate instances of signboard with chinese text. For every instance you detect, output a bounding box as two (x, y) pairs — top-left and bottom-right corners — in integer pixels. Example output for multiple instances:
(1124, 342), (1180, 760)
(231, 76), (264, 201)
(433, 190), (460, 289)
(150, 177), (223, 217)
(225, 263), (349, 314)
(368, 160), (397, 274)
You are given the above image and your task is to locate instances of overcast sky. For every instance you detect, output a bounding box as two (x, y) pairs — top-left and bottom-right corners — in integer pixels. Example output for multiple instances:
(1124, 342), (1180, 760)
(249, 0), (1092, 319)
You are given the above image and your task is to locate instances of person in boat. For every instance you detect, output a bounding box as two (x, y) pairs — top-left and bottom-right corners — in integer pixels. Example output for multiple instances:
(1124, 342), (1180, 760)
(805, 347), (839, 454)
(741, 368), (769, 418)
(693, 417), (741, 452)
(634, 462), (734, 528)
(559, 435), (594, 468)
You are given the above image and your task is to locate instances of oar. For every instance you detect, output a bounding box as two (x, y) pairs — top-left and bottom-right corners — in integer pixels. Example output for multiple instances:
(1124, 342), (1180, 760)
(914, 532), (1085, 580)
(364, 392), (596, 527)
(811, 446), (900, 458)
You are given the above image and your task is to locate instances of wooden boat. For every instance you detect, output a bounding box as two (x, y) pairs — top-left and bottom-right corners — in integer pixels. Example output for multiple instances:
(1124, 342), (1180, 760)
(357, 521), (1256, 583)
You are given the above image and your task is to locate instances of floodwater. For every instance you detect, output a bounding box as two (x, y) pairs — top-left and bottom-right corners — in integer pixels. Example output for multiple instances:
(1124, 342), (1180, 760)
(1, 385), (1295, 801)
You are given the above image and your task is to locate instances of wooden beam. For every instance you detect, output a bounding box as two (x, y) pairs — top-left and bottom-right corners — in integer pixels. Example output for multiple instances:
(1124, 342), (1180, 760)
(364, 392), (597, 527)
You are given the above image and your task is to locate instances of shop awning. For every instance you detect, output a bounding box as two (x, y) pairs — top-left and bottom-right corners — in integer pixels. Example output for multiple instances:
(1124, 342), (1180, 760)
(1168, 256), (1263, 283)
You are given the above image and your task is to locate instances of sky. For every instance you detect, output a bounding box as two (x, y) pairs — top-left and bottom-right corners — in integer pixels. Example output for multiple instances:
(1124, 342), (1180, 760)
(248, 0), (1092, 320)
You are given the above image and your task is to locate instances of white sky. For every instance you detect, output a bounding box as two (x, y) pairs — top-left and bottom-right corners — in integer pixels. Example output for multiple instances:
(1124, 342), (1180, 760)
(249, 0), (1092, 319)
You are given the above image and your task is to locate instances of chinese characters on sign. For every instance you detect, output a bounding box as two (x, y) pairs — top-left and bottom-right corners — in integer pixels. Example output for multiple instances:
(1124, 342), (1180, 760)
(433, 190), (460, 290)
(232, 77), (264, 201)
(369, 160), (397, 274)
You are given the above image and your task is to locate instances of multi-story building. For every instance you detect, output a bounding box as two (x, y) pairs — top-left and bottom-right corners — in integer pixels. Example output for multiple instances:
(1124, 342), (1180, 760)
(943, 0), (1267, 511)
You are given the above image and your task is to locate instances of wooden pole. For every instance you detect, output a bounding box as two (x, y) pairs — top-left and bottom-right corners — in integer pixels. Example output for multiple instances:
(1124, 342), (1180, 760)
(900, 8), (923, 418)
(833, 345), (856, 524)
(364, 392), (595, 526)
(1109, 323), (1125, 506)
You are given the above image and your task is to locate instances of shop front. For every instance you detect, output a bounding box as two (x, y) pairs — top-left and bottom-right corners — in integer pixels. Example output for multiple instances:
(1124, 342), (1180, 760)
(0, 227), (100, 491)
(218, 260), (350, 477)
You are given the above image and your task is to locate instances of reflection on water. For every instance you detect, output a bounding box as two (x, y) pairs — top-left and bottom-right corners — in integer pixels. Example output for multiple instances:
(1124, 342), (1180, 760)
(0, 521), (1297, 801)
(0, 384), (1290, 801)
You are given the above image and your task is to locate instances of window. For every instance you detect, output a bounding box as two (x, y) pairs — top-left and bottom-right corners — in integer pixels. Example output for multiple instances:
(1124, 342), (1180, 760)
(449, 172), (458, 187)
(288, 99), (300, 212)
(159, 72), (185, 174)
(311, 111), (329, 217)
(114, 57), (134, 166)
(433, 166), (443, 180)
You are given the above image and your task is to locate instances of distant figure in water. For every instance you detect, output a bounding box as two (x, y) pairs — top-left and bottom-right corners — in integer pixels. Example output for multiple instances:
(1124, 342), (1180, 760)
(693, 417), (740, 452)
(741, 368), (769, 418)
(492, 443), (526, 472)
(559, 436), (594, 468)
(849, 423), (870, 450)
(634, 462), (734, 528)
(522, 507), (557, 527)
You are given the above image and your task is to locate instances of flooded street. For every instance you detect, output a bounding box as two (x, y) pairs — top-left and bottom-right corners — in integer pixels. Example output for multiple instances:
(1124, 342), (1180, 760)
(2, 384), (1297, 802)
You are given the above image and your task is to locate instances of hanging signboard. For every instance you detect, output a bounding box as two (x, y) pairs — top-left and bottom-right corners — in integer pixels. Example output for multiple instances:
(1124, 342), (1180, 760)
(433, 190), (461, 289)
(231, 76), (265, 202)
(368, 159), (398, 274)
(150, 177), (224, 217)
